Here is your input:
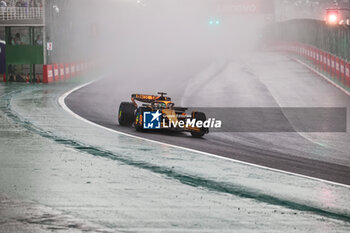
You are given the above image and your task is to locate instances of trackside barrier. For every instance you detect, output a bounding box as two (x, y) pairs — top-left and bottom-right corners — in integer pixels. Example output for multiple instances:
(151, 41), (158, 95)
(76, 63), (80, 75)
(1, 61), (94, 84)
(59, 64), (65, 80)
(70, 64), (76, 77)
(40, 60), (96, 84)
(43, 65), (53, 83)
(80, 63), (84, 73)
(65, 64), (70, 79)
(273, 42), (350, 89)
(53, 64), (59, 81)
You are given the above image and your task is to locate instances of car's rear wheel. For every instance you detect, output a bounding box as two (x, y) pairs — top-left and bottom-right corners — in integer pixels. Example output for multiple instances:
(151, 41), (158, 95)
(190, 111), (208, 138)
(118, 102), (136, 126)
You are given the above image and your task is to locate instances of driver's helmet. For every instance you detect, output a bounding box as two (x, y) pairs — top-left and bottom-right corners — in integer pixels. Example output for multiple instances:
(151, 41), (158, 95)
(153, 102), (165, 109)
(159, 102), (166, 108)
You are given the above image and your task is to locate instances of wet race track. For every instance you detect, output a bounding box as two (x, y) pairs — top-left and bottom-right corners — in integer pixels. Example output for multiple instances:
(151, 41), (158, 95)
(1, 52), (350, 232)
(2, 0), (350, 231)
(65, 52), (350, 185)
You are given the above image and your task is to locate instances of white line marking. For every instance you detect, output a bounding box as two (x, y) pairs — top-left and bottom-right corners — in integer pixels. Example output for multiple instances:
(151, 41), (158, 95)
(292, 58), (350, 97)
(58, 79), (350, 189)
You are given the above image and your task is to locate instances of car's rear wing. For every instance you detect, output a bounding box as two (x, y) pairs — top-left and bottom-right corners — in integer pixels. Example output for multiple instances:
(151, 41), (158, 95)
(131, 94), (171, 103)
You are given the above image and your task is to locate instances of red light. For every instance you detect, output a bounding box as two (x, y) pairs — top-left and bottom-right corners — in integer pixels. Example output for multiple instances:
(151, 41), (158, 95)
(326, 10), (339, 25)
(328, 14), (338, 23)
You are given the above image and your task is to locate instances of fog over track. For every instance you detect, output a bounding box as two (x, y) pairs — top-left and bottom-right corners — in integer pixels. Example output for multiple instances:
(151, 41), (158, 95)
(1, 0), (350, 231)
(66, 51), (350, 185)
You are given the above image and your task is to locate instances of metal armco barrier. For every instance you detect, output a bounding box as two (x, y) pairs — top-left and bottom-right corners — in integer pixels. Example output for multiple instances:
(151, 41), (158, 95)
(273, 42), (350, 89)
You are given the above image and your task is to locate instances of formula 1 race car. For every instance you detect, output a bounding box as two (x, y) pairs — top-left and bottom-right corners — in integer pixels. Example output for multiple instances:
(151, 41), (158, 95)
(118, 92), (209, 138)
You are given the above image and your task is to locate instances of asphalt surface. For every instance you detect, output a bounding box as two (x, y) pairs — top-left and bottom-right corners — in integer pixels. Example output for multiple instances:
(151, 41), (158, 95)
(65, 53), (350, 185)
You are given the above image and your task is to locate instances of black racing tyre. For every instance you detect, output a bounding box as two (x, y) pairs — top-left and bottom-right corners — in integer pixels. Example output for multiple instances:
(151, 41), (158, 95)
(118, 102), (136, 126)
(190, 111), (208, 138)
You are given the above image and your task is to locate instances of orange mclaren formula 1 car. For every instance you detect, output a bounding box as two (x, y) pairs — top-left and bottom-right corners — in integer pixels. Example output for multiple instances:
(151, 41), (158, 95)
(118, 92), (209, 137)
